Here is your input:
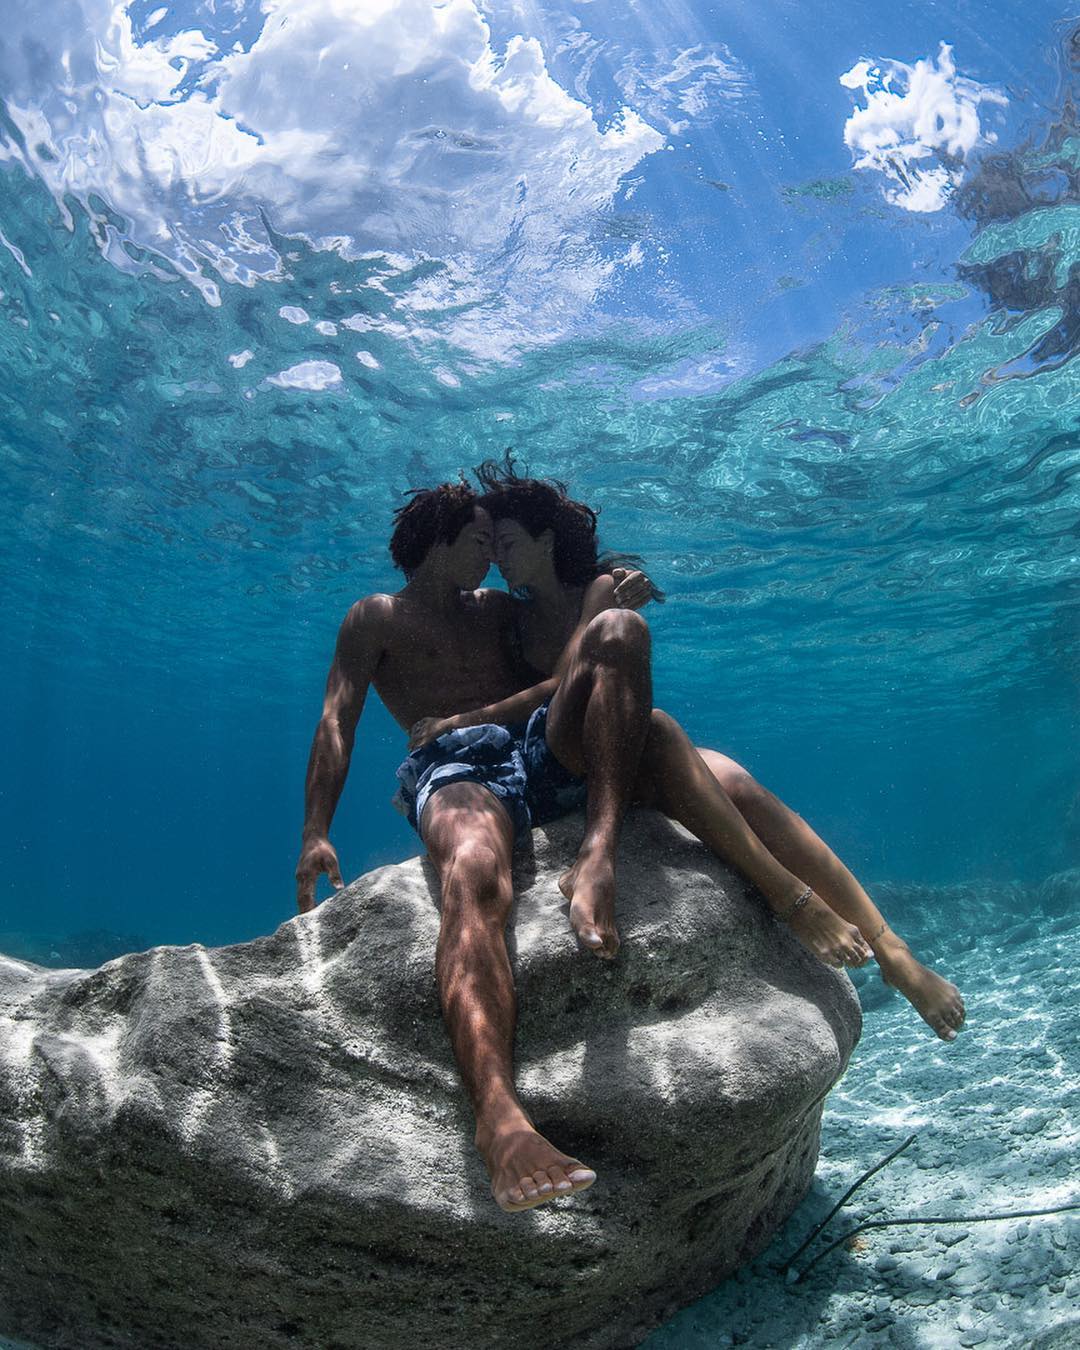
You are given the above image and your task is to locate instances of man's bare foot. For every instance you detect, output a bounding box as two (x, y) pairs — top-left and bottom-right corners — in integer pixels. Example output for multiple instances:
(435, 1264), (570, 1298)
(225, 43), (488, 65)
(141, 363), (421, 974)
(476, 1120), (597, 1213)
(874, 930), (966, 1041)
(777, 890), (871, 968)
(559, 854), (619, 959)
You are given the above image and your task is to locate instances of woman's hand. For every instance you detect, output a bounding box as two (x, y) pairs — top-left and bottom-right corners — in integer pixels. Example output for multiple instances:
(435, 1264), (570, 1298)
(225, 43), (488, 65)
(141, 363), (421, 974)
(611, 567), (652, 612)
(408, 715), (461, 750)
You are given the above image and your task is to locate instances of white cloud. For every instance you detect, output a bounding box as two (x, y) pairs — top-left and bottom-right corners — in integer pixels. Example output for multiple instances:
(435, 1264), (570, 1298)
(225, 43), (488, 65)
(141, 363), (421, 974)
(840, 43), (1007, 212)
(0, 0), (663, 350)
(355, 350), (380, 368)
(227, 349), (254, 368)
(265, 360), (343, 391)
(279, 306), (310, 325)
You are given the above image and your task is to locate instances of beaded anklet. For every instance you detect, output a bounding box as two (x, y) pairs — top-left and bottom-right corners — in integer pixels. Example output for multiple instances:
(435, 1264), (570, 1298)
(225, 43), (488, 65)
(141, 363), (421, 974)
(780, 884), (813, 920)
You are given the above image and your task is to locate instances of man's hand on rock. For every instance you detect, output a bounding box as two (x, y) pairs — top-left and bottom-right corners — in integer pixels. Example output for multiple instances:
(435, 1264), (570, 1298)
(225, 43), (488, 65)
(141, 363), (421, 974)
(295, 836), (344, 914)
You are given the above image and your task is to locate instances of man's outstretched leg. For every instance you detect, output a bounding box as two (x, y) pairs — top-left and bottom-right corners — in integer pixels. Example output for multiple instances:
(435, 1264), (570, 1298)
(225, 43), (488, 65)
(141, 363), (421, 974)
(696, 746), (965, 1042)
(543, 608), (653, 959)
(423, 781), (596, 1211)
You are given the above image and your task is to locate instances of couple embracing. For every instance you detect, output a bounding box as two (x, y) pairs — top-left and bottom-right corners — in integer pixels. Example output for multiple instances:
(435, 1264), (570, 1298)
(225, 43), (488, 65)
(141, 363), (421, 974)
(295, 458), (964, 1214)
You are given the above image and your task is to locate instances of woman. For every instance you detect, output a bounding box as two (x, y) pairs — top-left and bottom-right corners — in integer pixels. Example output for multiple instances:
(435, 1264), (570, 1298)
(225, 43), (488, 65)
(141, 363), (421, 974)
(414, 460), (965, 1041)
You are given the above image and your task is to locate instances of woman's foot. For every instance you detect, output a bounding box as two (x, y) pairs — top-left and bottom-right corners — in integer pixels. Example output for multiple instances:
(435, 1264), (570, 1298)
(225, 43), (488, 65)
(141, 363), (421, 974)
(559, 853), (620, 959)
(874, 929), (966, 1041)
(476, 1118), (597, 1213)
(778, 889), (872, 968)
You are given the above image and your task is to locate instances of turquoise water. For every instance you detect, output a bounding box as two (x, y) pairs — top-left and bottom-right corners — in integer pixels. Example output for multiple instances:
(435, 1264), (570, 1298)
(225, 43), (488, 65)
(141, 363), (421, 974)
(1, 1), (1079, 1343)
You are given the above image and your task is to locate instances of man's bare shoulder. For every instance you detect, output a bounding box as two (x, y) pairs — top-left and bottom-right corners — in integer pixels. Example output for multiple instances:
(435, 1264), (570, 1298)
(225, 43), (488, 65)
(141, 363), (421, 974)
(335, 593), (404, 660)
(340, 591), (398, 630)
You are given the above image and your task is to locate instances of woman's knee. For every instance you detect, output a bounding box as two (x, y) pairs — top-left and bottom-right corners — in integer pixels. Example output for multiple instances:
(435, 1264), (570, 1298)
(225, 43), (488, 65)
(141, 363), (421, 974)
(702, 751), (759, 806)
(583, 607), (650, 659)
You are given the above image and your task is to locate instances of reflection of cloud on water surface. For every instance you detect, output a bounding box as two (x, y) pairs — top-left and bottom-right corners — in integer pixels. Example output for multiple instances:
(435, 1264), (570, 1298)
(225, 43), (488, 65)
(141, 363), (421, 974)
(0, 0), (662, 351)
(840, 44), (1007, 213)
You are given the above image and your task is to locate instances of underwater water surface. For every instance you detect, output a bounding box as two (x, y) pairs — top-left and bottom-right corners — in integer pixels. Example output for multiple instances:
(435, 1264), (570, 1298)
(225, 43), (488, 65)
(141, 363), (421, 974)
(1, 0), (1078, 1344)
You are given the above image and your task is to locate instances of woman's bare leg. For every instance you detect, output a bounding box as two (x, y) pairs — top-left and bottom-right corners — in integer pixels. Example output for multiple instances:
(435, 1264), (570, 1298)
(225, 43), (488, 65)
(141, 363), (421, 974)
(637, 712), (871, 968)
(695, 745), (965, 1042)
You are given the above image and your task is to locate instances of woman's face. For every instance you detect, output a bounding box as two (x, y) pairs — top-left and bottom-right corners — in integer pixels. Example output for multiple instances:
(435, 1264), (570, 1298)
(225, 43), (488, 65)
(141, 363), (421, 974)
(494, 517), (553, 589)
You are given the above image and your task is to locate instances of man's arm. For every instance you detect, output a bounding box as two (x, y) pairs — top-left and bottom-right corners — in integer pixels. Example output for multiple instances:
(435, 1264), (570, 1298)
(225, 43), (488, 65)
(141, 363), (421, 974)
(295, 596), (388, 913)
(408, 676), (560, 748)
(408, 575), (631, 748)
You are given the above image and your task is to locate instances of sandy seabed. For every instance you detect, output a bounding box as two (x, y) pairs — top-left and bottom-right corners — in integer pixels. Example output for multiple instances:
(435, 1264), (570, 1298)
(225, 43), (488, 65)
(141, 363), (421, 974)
(643, 889), (1080, 1349)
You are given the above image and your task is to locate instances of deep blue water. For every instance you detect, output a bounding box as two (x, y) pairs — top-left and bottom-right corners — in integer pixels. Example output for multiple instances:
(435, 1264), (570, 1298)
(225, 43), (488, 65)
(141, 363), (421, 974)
(1, 4), (1078, 957)
(2, 0), (1077, 950)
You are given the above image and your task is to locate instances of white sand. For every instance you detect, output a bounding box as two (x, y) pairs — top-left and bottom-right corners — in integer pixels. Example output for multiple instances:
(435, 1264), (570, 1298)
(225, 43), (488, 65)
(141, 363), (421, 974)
(644, 900), (1080, 1348)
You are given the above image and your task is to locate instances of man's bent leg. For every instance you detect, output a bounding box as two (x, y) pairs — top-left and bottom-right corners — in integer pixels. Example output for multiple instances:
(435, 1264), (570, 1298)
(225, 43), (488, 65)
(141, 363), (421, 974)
(544, 609), (653, 958)
(696, 747), (965, 1041)
(422, 781), (596, 1210)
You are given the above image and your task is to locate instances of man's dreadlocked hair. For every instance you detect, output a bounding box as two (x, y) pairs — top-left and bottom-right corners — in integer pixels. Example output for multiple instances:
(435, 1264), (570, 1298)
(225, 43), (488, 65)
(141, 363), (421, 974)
(389, 479), (477, 578)
(474, 452), (664, 599)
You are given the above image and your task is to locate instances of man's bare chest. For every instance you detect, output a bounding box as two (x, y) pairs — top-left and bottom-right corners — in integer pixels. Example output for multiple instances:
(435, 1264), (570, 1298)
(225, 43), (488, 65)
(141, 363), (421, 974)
(371, 609), (515, 722)
(394, 617), (497, 672)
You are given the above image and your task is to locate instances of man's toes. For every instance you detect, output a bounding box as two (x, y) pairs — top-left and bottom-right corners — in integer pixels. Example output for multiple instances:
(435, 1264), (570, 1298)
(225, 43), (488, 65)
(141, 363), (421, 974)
(529, 1170), (555, 1196)
(545, 1165), (574, 1195)
(566, 1166), (597, 1193)
(499, 1183), (528, 1211)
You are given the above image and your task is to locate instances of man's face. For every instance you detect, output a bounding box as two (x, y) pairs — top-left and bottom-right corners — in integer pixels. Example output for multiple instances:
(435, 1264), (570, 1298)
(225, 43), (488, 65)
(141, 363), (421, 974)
(445, 506), (493, 589)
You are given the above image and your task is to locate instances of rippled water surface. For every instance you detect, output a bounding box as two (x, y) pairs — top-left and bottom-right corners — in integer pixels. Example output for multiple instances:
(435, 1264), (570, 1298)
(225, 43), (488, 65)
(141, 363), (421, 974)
(1, 1), (1078, 1341)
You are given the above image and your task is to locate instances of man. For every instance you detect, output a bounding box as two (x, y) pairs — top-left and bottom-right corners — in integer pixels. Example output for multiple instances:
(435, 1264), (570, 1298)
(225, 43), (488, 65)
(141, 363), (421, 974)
(295, 481), (653, 1212)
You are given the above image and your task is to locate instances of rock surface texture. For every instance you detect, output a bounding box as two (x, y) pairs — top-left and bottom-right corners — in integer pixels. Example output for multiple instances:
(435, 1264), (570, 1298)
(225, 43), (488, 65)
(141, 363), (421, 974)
(0, 810), (860, 1350)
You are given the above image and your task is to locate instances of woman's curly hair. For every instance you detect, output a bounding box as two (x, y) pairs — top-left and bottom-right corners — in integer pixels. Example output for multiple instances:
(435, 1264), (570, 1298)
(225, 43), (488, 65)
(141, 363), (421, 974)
(475, 455), (598, 585)
(474, 452), (664, 599)
(389, 479), (477, 577)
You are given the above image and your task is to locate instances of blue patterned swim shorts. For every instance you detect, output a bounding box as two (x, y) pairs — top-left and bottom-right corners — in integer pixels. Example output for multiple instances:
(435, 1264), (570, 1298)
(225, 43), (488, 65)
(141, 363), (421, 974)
(393, 700), (586, 842)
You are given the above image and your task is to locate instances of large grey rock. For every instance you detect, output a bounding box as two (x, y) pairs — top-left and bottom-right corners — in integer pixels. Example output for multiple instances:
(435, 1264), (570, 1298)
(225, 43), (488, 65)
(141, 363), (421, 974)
(0, 810), (860, 1350)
